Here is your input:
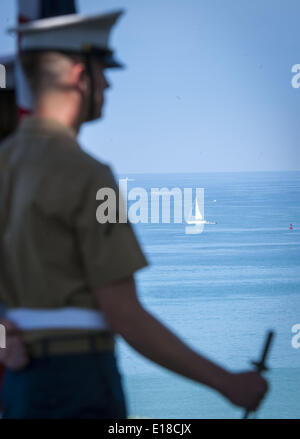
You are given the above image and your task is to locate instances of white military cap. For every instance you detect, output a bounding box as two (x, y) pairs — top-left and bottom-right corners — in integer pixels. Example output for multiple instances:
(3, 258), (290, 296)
(0, 55), (15, 90)
(9, 10), (124, 68)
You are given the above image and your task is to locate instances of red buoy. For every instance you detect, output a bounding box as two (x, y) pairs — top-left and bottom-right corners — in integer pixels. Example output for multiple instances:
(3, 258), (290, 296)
(289, 224), (293, 230)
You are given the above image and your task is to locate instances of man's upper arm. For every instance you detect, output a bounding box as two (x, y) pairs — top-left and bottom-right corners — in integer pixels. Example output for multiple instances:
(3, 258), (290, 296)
(93, 276), (141, 333)
(74, 162), (148, 291)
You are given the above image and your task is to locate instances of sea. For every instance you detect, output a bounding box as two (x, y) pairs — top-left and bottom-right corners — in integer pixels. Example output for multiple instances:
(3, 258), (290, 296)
(115, 171), (300, 419)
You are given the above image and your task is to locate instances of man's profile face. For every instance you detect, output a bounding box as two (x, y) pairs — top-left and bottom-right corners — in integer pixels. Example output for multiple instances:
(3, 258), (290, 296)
(87, 57), (110, 121)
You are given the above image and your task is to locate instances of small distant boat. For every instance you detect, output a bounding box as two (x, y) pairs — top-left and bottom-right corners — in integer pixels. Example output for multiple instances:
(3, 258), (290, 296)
(289, 223), (293, 230)
(187, 198), (216, 225)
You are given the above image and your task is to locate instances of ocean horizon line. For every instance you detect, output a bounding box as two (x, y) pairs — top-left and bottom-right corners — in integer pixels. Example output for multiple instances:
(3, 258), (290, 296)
(117, 169), (300, 176)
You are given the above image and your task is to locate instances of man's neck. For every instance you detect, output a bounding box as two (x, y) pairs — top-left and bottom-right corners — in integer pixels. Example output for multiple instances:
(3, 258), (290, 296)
(34, 93), (84, 134)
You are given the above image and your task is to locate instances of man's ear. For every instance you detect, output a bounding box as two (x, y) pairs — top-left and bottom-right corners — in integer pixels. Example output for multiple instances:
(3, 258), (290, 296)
(70, 63), (88, 93)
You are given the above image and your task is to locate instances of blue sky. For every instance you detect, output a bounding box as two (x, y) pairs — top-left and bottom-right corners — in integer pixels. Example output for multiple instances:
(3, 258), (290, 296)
(0, 0), (299, 173)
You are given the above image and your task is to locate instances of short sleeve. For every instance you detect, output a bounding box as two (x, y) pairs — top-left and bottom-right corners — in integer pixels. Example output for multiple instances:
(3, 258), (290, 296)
(74, 164), (148, 289)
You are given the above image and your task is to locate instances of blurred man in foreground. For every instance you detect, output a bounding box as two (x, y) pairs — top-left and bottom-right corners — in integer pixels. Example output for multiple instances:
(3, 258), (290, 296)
(0, 11), (268, 418)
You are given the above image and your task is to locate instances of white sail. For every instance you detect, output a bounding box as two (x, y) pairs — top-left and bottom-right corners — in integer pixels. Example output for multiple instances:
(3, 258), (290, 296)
(194, 198), (203, 220)
(187, 197), (216, 225)
(187, 198), (204, 224)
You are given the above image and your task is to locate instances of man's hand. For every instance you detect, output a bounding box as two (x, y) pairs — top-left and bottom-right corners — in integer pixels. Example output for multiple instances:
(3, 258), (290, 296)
(0, 319), (29, 371)
(221, 371), (268, 412)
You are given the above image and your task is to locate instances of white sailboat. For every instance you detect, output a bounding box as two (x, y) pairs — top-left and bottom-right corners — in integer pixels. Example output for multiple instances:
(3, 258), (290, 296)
(187, 197), (216, 225)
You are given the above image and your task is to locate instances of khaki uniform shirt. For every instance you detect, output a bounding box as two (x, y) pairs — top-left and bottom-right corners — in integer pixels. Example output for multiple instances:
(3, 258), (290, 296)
(0, 116), (148, 342)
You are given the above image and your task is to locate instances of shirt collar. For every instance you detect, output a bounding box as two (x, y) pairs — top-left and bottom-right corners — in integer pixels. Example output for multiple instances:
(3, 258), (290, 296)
(19, 116), (78, 142)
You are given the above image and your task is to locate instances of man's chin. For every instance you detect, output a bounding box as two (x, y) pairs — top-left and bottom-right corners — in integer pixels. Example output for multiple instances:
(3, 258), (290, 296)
(85, 107), (103, 123)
